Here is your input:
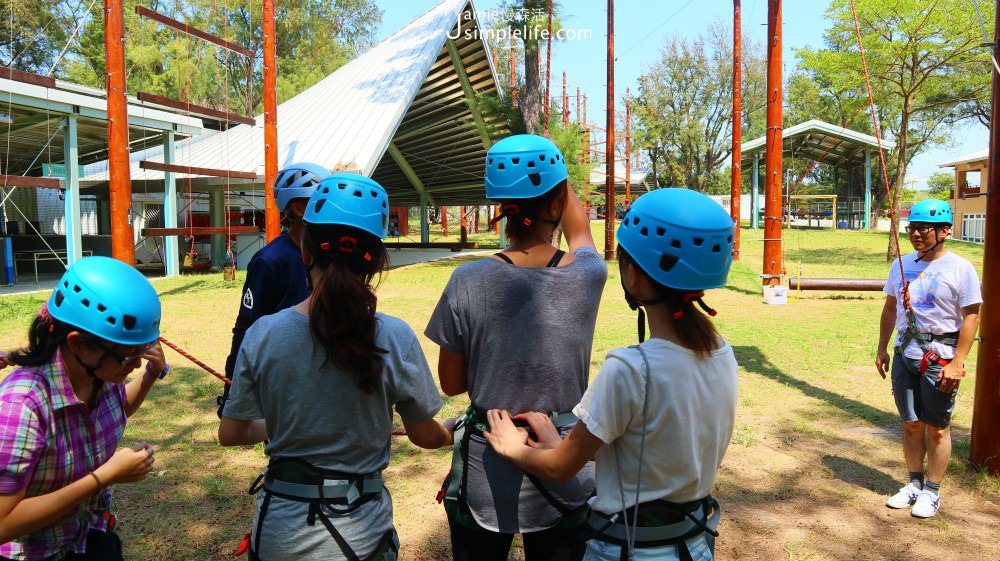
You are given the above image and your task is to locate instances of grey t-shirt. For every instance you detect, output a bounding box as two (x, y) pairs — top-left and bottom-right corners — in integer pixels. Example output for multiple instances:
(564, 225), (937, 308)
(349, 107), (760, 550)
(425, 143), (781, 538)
(425, 246), (608, 532)
(224, 307), (443, 560)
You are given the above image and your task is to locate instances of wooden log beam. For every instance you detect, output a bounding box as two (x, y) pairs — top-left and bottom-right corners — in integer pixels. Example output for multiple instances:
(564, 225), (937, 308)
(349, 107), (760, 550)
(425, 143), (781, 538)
(139, 161), (257, 180)
(387, 242), (479, 252)
(788, 277), (884, 291)
(0, 67), (55, 88)
(0, 175), (60, 188)
(137, 92), (255, 126)
(141, 226), (260, 236)
(135, 6), (253, 58)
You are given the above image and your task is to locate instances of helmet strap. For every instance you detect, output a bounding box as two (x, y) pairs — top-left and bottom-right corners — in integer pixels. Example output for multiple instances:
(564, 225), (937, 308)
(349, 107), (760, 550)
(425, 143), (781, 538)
(622, 288), (664, 344)
(672, 291), (718, 319)
(915, 228), (946, 262)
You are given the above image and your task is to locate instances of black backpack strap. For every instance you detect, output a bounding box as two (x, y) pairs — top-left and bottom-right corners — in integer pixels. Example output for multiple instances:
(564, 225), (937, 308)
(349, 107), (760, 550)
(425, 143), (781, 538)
(546, 249), (566, 267)
(494, 252), (514, 264)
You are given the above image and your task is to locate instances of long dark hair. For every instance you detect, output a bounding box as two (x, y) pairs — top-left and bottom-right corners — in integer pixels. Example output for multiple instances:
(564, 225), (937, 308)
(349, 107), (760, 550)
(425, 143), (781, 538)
(501, 180), (568, 240)
(8, 314), (74, 367)
(618, 246), (721, 358)
(302, 224), (389, 394)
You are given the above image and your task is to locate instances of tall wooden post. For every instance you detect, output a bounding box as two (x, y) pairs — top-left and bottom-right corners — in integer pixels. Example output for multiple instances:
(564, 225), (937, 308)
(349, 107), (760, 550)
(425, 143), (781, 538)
(562, 72), (569, 125)
(604, 0), (616, 260)
(970, 0), (1000, 476)
(731, 0), (743, 260)
(543, 0), (554, 136)
(510, 36), (517, 105)
(105, 0), (135, 264)
(625, 88), (631, 207)
(263, 0), (280, 241)
(460, 205), (468, 243)
(762, 0), (783, 284)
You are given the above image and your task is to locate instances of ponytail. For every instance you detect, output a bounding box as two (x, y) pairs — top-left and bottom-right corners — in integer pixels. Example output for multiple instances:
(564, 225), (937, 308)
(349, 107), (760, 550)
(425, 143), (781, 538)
(302, 225), (389, 394)
(8, 306), (74, 367)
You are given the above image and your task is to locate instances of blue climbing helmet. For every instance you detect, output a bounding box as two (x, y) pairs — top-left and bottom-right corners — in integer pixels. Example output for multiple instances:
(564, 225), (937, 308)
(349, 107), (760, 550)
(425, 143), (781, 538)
(908, 199), (953, 225)
(47, 256), (161, 345)
(485, 134), (569, 200)
(274, 162), (331, 212)
(304, 173), (389, 239)
(617, 188), (735, 291)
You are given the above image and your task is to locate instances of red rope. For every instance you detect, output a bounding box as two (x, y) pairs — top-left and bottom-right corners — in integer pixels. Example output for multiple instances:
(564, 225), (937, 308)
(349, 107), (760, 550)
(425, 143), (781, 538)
(157, 336), (230, 384)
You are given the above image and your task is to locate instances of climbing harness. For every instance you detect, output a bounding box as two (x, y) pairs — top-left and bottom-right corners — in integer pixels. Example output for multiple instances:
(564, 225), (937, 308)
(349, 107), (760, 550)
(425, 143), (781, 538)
(243, 457), (398, 561)
(437, 405), (588, 529)
(588, 346), (720, 561)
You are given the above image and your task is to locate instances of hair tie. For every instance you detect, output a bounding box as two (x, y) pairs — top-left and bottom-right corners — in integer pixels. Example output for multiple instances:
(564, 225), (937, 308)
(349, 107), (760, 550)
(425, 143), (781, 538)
(673, 292), (717, 318)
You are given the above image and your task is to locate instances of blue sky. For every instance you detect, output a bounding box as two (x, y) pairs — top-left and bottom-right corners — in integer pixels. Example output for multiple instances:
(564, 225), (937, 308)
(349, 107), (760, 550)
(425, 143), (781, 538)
(374, 0), (990, 189)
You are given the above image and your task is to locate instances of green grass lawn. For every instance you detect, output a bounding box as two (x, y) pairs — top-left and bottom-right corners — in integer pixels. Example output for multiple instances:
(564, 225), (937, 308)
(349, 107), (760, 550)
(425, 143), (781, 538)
(0, 224), (996, 560)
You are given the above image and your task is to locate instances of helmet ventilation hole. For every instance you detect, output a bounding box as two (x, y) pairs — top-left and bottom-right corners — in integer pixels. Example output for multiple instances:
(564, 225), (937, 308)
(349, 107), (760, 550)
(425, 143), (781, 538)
(353, 190), (363, 198)
(382, 201), (387, 209)
(313, 199), (326, 213)
(623, 218), (630, 226)
(659, 254), (679, 272)
(671, 240), (681, 248)
(321, 187), (329, 194)
(633, 216), (640, 225)
(122, 315), (136, 330)
(81, 299), (90, 308)
(693, 238), (704, 246)
(370, 190), (378, 197)
(106, 316), (117, 326)
(727, 235), (733, 242)
(512, 158), (520, 165)
(54, 291), (64, 306)
(73, 284), (82, 293)
(640, 227), (648, 236)
(538, 154), (546, 161)
(528, 173), (542, 187)
(656, 227), (666, 236)
(498, 163), (506, 170)
(712, 245), (721, 253)
(97, 304), (107, 312)
(550, 158), (555, 164)
(527, 161), (536, 168)
(338, 183), (347, 190)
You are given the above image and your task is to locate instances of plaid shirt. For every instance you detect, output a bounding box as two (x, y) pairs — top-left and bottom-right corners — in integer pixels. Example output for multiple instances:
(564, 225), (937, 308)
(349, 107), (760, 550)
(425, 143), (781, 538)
(0, 349), (127, 560)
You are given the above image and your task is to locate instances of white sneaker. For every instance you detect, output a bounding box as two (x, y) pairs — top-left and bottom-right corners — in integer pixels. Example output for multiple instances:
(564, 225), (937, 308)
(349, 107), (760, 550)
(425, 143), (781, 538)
(911, 489), (940, 518)
(886, 483), (921, 509)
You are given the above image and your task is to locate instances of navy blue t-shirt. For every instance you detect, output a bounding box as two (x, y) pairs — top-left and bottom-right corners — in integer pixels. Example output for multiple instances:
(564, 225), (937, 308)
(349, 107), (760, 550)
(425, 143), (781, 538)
(223, 233), (310, 381)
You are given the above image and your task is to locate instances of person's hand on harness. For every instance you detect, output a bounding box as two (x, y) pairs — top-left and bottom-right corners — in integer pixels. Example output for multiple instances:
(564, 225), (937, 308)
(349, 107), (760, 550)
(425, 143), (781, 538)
(483, 409), (530, 459)
(937, 360), (965, 394)
(515, 411), (562, 449)
(875, 349), (891, 380)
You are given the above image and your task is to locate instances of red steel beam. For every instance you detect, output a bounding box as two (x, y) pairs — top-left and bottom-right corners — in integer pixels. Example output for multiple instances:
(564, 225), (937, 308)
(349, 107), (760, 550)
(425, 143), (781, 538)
(0, 175), (60, 188)
(141, 226), (260, 236)
(106, 0), (135, 265)
(969, 0), (1000, 476)
(731, 0), (743, 261)
(137, 92), (255, 126)
(0, 67), (55, 88)
(762, 0), (783, 285)
(135, 6), (253, 58)
(139, 160), (257, 180)
(603, 0), (616, 260)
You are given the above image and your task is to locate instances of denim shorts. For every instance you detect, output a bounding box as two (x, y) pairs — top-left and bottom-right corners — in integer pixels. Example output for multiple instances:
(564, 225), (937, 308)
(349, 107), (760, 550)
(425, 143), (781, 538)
(582, 534), (712, 561)
(890, 350), (957, 428)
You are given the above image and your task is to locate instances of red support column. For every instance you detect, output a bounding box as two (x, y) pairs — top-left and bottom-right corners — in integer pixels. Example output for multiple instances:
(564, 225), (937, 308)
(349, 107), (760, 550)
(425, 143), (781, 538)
(731, 0), (743, 261)
(625, 88), (631, 207)
(543, 0), (554, 137)
(603, 0), (616, 260)
(105, 0), (135, 264)
(460, 205), (468, 243)
(969, 0), (1000, 476)
(762, 0), (783, 284)
(263, 0), (280, 242)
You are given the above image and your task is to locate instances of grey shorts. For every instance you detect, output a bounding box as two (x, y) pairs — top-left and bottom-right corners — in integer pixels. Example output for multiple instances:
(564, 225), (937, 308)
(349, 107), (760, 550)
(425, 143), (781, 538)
(890, 350), (957, 428)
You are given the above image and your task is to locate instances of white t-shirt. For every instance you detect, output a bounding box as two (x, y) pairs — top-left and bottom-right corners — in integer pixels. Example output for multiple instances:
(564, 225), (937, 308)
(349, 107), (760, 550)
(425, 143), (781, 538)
(573, 338), (739, 515)
(883, 251), (982, 360)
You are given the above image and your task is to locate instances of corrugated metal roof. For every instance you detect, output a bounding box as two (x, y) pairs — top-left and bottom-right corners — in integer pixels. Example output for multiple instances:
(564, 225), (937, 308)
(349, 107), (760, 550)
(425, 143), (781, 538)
(937, 149), (988, 168)
(740, 119), (896, 169)
(588, 165), (654, 190)
(83, 0), (503, 206)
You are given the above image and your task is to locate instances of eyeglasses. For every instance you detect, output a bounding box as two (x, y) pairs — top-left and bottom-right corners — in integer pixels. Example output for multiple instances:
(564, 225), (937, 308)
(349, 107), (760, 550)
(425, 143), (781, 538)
(905, 224), (937, 235)
(100, 342), (155, 365)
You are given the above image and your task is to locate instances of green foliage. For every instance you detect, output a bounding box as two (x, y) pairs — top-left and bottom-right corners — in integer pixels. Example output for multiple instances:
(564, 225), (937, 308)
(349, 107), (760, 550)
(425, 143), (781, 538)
(928, 171), (954, 200)
(547, 120), (588, 199)
(53, 0), (380, 114)
(0, 0), (69, 74)
(633, 22), (766, 193)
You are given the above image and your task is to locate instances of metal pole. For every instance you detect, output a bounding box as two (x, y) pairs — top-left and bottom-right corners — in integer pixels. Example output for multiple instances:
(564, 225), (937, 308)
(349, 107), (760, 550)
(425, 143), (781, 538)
(105, 0), (135, 264)
(263, 0), (280, 242)
(625, 88), (631, 207)
(576, 87), (580, 125)
(543, 0), (554, 136)
(63, 115), (82, 264)
(731, 0), (742, 261)
(752, 153), (759, 229)
(562, 72), (569, 125)
(865, 147), (872, 229)
(603, 0), (616, 260)
(163, 131), (179, 277)
(762, 0), (783, 285)
(969, 0), (1000, 476)
(510, 36), (517, 106)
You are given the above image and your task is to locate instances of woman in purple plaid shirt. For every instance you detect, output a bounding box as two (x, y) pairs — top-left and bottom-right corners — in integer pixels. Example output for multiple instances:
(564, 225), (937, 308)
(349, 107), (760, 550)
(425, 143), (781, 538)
(0, 257), (168, 561)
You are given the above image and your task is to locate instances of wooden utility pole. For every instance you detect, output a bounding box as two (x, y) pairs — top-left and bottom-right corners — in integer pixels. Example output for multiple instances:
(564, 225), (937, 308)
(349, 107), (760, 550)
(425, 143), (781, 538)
(762, 0), (783, 284)
(105, 0), (135, 264)
(263, 0), (280, 241)
(562, 72), (569, 125)
(603, 0), (616, 260)
(970, 0), (1000, 476)
(543, 0), (554, 136)
(731, 0), (742, 261)
(625, 88), (631, 207)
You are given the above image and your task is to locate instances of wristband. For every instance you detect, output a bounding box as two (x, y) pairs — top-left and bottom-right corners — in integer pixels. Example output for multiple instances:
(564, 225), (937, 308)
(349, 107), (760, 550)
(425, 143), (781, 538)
(145, 363), (170, 380)
(90, 471), (103, 491)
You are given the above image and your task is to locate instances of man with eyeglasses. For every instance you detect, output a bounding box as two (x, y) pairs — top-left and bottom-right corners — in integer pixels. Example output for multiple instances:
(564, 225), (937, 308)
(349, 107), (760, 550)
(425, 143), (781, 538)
(875, 199), (981, 519)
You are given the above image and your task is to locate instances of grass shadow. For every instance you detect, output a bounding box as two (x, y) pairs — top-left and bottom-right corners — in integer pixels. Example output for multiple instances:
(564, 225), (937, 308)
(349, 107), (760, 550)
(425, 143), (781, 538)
(734, 345), (897, 427)
(821, 454), (900, 495)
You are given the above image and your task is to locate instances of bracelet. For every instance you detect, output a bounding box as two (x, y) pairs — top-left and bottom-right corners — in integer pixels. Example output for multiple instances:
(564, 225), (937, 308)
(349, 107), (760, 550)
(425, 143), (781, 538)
(145, 363), (170, 380)
(90, 471), (103, 491)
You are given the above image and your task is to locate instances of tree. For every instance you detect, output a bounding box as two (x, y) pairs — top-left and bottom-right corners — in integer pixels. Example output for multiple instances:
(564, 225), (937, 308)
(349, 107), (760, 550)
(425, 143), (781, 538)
(0, 0), (71, 74)
(928, 171), (954, 200)
(796, 0), (989, 261)
(632, 21), (766, 192)
(497, 0), (561, 134)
